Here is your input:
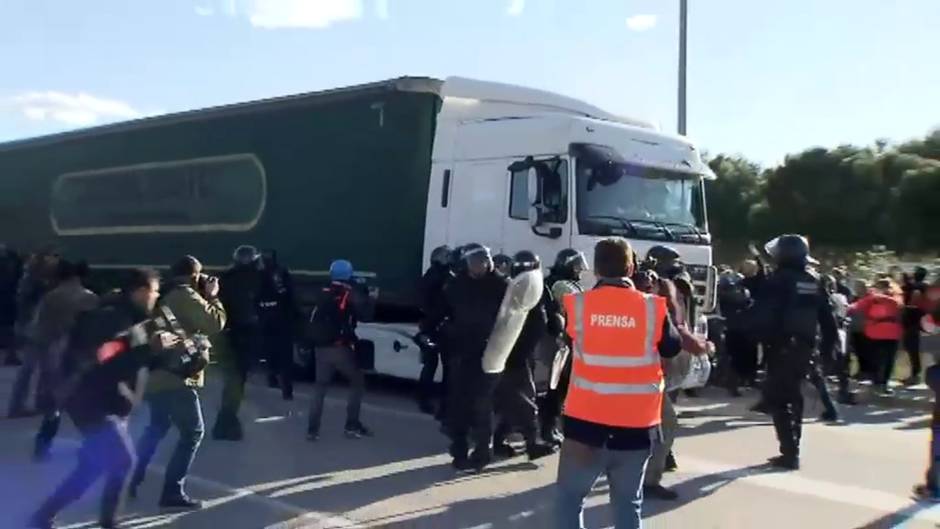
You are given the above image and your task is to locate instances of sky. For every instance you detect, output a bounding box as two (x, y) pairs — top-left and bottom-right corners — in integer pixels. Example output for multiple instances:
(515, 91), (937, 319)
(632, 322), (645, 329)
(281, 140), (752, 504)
(1, 0), (938, 166)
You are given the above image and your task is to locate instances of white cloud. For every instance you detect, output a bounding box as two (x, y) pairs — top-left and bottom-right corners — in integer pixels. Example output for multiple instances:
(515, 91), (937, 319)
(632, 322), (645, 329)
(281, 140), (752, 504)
(248, 0), (363, 29)
(195, 5), (215, 16)
(374, 0), (388, 20)
(507, 0), (525, 16)
(625, 14), (657, 31)
(8, 92), (149, 127)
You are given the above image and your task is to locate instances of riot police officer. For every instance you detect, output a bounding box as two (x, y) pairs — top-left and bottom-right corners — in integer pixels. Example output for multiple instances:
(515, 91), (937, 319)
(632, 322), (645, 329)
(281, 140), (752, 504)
(440, 244), (508, 471)
(493, 254), (513, 277)
(212, 245), (265, 441)
(752, 235), (837, 470)
(258, 250), (297, 401)
(538, 249), (588, 445)
(416, 245), (455, 416)
(491, 251), (557, 461)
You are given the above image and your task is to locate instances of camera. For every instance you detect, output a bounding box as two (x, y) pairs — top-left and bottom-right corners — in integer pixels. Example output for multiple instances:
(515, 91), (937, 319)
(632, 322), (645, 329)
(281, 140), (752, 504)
(196, 273), (216, 295)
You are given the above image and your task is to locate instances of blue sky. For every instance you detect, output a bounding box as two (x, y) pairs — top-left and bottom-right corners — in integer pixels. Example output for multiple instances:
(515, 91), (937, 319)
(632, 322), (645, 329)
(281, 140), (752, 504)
(1, 0), (937, 166)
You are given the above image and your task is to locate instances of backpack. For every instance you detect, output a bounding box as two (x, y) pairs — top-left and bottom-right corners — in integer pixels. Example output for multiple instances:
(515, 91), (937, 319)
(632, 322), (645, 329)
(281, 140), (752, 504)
(304, 286), (351, 347)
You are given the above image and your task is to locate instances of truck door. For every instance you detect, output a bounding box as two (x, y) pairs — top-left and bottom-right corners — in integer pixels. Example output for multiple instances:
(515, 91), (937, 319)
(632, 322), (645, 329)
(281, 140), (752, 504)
(446, 159), (508, 252)
(502, 156), (572, 266)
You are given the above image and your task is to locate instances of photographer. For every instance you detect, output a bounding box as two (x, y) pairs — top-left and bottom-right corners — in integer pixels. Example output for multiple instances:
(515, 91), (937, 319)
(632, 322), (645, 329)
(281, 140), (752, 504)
(30, 268), (179, 529)
(128, 256), (225, 510)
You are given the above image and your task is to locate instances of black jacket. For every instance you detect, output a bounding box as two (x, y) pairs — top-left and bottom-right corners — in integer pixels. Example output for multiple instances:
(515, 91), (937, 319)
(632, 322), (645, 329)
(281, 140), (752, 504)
(64, 295), (154, 427)
(258, 264), (297, 330)
(442, 271), (509, 359)
(750, 266), (837, 353)
(506, 297), (549, 368)
(418, 264), (453, 335)
(220, 264), (264, 328)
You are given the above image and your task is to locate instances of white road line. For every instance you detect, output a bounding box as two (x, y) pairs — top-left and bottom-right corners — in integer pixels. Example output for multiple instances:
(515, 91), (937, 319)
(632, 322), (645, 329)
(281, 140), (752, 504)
(255, 415), (288, 423)
(50, 437), (360, 529)
(679, 456), (940, 524)
(249, 382), (435, 423)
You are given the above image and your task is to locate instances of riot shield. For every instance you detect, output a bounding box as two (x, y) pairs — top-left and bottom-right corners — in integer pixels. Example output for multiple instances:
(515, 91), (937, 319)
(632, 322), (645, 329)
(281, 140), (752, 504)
(482, 269), (544, 374)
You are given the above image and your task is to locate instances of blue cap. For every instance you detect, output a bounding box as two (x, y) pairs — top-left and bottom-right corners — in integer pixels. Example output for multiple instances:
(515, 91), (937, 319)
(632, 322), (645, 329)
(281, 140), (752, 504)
(330, 259), (354, 281)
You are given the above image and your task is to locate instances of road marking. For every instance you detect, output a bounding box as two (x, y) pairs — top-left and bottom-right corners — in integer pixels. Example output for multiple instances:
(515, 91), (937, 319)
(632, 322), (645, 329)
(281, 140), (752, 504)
(679, 456), (940, 524)
(249, 382), (435, 424)
(49, 437), (360, 529)
(256, 415), (288, 423)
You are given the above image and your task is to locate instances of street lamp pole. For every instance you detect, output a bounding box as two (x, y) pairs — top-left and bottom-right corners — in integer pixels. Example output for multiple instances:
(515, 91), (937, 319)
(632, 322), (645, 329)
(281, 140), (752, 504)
(678, 0), (688, 136)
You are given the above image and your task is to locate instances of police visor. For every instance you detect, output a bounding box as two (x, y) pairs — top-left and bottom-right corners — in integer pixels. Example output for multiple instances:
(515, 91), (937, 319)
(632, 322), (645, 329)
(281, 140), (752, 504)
(463, 246), (493, 274)
(564, 252), (589, 274)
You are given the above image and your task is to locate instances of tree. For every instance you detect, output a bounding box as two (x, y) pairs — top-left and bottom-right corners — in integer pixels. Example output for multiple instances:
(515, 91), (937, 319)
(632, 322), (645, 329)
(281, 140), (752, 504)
(759, 146), (886, 246)
(892, 159), (940, 249)
(704, 155), (763, 240)
(899, 129), (940, 161)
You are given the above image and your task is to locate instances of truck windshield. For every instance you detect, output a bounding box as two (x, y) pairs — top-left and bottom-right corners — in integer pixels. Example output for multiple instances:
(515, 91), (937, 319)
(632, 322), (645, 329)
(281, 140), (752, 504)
(575, 156), (707, 242)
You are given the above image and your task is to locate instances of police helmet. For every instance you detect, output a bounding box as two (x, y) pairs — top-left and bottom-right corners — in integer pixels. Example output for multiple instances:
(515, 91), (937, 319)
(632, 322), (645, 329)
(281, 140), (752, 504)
(553, 249), (589, 277)
(233, 245), (260, 265)
(765, 234), (816, 268)
(511, 250), (541, 276)
(430, 245), (453, 267)
(646, 245), (684, 279)
(329, 259), (354, 282)
(493, 253), (513, 275)
(461, 243), (493, 275)
(646, 245), (681, 263)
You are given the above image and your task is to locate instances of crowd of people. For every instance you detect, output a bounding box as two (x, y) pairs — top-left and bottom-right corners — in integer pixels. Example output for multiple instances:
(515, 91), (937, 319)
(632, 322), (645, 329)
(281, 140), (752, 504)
(0, 245), (309, 528)
(1, 235), (939, 529)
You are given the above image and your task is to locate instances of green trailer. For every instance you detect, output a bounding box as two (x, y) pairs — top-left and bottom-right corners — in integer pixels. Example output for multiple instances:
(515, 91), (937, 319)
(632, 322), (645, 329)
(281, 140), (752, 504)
(0, 77), (442, 313)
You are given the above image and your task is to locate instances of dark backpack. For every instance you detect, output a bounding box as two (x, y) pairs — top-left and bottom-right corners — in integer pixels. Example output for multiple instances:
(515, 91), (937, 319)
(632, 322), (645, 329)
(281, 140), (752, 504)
(304, 286), (351, 347)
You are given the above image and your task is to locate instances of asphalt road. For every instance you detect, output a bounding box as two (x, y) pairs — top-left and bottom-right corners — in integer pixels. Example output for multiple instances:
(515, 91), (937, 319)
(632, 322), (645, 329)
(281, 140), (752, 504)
(0, 365), (937, 529)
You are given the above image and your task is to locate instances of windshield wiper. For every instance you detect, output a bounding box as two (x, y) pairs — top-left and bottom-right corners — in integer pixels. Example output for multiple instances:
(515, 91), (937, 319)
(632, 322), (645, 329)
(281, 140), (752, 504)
(658, 221), (707, 243)
(622, 219), (676, 241)
(582, 215), (638, 235)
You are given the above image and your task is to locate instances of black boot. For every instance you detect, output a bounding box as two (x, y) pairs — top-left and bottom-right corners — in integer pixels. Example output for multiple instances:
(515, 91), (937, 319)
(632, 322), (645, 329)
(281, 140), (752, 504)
(525, 441), (557, 461)
(768, 455), (800, 471)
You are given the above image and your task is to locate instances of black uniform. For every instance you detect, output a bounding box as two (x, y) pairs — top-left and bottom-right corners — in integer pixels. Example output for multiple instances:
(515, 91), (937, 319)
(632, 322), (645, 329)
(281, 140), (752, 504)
(493, 295), (548, 451)
(536, 272), (577, 444)
(441, 270), (508, 467)
(719, 278), (755, 393)
(753, 266), (837, 465)
(416, 263), (454, 414)
(258, 259), (297, 400)
(213, 262), (264, 440)
(902, 275), (928, 382)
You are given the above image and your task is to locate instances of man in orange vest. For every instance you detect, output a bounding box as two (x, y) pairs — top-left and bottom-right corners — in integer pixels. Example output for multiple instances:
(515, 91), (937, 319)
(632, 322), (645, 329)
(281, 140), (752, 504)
(555, 238), (691, 529)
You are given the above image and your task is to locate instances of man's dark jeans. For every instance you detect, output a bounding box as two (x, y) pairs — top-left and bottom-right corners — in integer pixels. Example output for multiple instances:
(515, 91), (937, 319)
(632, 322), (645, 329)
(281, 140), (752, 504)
(32, 415), (135, 525)
(132, 387), (205, 499)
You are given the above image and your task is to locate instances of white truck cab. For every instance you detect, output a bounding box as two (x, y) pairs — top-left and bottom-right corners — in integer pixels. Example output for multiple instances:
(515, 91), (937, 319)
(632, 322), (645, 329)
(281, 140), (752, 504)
(424, 77), (718, 311)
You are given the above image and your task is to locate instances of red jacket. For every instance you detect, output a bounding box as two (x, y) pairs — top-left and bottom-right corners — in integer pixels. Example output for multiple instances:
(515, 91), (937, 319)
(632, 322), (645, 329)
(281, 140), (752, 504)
(852, 293), (903, 341)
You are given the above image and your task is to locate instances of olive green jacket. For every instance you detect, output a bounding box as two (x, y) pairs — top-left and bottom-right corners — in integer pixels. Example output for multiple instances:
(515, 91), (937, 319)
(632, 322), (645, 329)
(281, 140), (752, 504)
(147, 283), (226, 393)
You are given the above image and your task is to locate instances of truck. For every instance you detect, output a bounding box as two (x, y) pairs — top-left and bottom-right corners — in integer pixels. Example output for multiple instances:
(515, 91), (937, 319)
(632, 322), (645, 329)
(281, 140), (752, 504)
(0, 76), (717, 380)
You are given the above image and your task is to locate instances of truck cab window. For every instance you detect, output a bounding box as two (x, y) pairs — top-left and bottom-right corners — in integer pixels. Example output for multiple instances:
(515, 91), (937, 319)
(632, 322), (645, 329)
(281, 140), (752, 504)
(509, 159), (568, 223)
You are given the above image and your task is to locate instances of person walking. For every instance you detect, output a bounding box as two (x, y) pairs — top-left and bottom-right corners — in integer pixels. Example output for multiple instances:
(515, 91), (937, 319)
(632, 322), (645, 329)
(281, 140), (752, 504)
(213, 245), (264, 441)
(555, 238), (686, 529)
(128, 256), (225, 509)
(851, 278), (903, 396)
(29, 269), (178, 529)
(902, 267), (929, 385)
(30, 260), (99, 461)
(306, 260), (372, 440)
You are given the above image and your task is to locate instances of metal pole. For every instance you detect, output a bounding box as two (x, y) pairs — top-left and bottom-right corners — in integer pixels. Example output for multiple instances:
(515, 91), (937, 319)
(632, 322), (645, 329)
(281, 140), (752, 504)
(678, 0), (688, 136)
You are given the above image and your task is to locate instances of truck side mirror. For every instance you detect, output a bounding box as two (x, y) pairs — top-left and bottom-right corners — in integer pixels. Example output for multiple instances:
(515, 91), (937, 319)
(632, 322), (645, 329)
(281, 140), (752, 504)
(528, 205), (543, 228)
(527, 167), (540, 206)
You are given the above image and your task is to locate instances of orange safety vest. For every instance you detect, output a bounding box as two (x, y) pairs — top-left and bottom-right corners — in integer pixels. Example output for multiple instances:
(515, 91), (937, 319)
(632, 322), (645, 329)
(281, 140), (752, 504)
(562, 285), (667, 428)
